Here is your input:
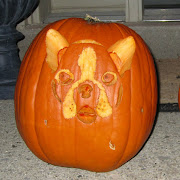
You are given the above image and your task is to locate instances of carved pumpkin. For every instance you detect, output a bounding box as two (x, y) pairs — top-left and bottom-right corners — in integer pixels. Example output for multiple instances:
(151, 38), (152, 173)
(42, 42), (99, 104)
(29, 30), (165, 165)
(14, 18), (157, 172)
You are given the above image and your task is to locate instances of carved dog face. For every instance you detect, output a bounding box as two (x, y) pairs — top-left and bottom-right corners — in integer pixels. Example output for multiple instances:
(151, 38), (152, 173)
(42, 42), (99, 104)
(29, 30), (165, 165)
(46, 29), (135, 123)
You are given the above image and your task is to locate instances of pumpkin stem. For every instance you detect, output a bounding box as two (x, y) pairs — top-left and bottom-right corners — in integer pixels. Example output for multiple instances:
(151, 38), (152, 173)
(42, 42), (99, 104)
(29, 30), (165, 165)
(84, 14), (100, 23)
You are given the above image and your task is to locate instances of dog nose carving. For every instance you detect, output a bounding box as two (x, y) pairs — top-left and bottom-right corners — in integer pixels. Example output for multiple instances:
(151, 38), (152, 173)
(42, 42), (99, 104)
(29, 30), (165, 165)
(78, 83), (93, 98)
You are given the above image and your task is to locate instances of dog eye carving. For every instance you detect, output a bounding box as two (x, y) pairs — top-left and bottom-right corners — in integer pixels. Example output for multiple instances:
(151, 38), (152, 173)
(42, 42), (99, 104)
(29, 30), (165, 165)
(55, 69), (74, 85)
(102, 72), (117, 86)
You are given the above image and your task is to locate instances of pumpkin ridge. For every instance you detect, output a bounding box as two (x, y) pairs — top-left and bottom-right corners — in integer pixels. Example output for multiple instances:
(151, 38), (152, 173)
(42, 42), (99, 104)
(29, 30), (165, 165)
(56, 18), (72, 32)
(78, 19), (97, 43)
(34, 54), (49, 162)
(15, 47), (32, 135)
(19, 25), (51, 162)
(33, 19), (72, 162)
(72, 63), (80, 167)
(18, 26), (47, 125)
(138, 31), (157, 125)
(118, 29), (144, 166)
(129, 31), (145, 152)
(149, 46), (157, 121)
(15, 40), (35, 129)
(108, 71), (118, 162)
(141, 36), (153, 131)
(34, 33), (52, 162)
(96, 22), (114, 47)
(137, 32), (154, 132)
(32, 25), (57, 161)
(124, 26), (147, 165)
(56, 18), (79, 43)
(74, 113), (77, 167)
(133, 33), (145, 151)
(112, 23), (133, 168)
(16, 24), (52, 126)
(71, 19), (89, 43)
(113, 23), (129, 38)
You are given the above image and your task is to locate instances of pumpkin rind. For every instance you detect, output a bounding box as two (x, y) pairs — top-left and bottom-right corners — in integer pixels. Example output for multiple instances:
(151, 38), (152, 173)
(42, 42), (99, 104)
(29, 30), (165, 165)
(14, 18), (157, 172)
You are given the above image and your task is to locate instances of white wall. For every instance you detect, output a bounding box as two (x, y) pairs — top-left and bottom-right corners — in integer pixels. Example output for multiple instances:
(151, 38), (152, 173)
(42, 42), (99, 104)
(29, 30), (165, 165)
(51, 0), (125, 12)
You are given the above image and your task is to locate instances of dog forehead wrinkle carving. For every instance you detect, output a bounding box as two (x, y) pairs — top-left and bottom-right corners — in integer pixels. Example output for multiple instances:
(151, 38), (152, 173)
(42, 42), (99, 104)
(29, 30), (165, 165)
(78, 47), (96, 80)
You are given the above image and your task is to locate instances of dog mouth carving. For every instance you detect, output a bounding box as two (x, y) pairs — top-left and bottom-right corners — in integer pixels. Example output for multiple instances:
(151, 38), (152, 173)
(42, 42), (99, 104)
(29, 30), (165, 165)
(77, 105), (97, 124)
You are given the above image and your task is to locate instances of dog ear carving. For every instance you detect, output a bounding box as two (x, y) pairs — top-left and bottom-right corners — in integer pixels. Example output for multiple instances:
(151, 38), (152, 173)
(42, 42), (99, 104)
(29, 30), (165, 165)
(108, 36), (136, 76)
(46, 29), (69, 71)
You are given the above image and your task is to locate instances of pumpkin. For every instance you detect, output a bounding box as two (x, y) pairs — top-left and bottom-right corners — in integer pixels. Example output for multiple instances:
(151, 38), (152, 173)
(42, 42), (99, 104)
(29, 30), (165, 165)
(14, 18), (157, 172)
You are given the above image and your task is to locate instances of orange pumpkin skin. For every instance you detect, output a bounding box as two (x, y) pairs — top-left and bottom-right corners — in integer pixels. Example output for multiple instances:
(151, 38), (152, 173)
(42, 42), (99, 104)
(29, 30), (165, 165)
(14, 18), (157, 172)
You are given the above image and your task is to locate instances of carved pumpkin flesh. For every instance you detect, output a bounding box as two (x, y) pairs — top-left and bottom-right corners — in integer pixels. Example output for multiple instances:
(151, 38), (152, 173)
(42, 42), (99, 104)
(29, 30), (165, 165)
(14, 18), (158, 172)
